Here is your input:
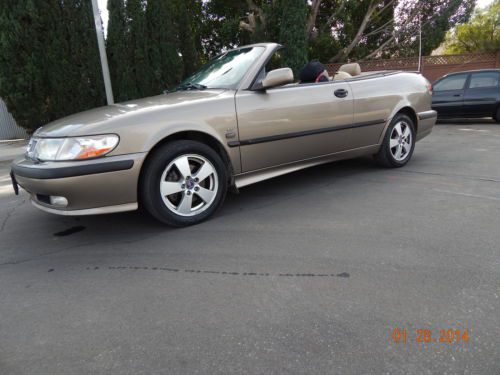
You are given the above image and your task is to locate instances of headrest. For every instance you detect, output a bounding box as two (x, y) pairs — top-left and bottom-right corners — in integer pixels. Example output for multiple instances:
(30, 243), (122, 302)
(333, 71), (352, 80)
(339, 63), (361, 76)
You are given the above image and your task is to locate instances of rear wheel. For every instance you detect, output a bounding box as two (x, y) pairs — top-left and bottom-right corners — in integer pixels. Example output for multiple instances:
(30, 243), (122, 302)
(494, 106), (500, 123)
(374, 114), (416, 168)
(140, 140), (228, 227)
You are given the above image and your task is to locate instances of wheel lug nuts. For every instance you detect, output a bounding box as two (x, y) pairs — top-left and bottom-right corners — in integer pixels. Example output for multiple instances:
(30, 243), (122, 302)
(186, 191), (191, 195)
(181, 184), (185, 189)
(194, 186), (199, 191)
(194, 178), (199, 182)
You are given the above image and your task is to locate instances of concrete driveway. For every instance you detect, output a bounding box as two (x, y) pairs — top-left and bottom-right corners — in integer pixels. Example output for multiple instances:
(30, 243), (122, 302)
(0, 123), (499, 374)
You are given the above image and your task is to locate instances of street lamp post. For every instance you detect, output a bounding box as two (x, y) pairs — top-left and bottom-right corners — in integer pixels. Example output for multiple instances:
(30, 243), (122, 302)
(91, 0), (114, 105)
(417, 16), (422, 73)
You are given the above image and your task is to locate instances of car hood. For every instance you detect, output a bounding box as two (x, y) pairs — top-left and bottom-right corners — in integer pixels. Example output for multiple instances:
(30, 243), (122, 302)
(35, 89), (228, 137)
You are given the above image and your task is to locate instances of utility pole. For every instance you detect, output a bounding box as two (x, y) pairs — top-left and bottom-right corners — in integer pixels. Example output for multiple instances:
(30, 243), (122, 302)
(417, 16), (422, 73)
(91, 0), (114, 105)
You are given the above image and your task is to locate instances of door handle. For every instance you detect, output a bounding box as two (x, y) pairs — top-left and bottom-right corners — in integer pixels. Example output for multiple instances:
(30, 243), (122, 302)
(453, 94), (462, 97)
(334, 89), (348, 98)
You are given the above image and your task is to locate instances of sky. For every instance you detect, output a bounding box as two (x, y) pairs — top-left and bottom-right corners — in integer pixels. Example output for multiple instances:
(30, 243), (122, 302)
(476, 0), (495, 7)
(96, 0), (496, 35)
(97, 0), (109, 34)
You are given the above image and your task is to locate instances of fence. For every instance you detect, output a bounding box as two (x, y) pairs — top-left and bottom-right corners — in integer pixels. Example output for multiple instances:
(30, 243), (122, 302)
(0, 99), (27, 140)
(325, 51), (500, 83)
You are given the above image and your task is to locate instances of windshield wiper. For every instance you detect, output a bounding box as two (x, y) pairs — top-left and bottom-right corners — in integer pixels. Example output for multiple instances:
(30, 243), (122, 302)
(175, 82), (207, 91)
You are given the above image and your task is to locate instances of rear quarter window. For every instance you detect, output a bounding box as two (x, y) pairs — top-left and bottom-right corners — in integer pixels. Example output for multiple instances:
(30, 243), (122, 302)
(468, 72), (500, 89)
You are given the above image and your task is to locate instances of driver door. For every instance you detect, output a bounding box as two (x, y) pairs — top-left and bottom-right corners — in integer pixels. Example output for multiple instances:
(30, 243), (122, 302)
(235, 81), (354, 172)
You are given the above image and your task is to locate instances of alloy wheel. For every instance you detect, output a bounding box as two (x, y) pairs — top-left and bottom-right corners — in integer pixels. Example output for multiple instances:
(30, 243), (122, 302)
(390, 121), (413, 162)
(159, 154), (219, 217)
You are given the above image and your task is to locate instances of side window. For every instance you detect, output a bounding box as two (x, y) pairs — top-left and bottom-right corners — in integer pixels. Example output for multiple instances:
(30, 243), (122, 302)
(468, 72), (500, 89)
(265, 50), (285, 72)
(255, 50), (286, 84)
(434, 74), (468, 91)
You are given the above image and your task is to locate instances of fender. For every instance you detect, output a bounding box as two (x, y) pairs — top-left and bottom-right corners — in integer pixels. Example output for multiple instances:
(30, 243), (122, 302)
(377, 101), (417, 145)
(142, 120), (242, 174)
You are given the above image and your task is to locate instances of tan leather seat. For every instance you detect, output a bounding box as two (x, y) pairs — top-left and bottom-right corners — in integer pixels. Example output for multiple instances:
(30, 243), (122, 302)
(333, 71), (352, 80)
(339, 63), (361, 76)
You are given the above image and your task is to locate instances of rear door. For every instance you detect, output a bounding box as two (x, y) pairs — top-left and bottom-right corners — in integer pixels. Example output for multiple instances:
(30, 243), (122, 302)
(432, 73), (469, 117)
(463, 71), (500, 117)
(234, 81), (353, 172)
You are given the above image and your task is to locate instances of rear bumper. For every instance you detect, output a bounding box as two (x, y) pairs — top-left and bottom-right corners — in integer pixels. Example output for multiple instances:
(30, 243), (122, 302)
(11, 153), (147, 215)
(417, 110), (437, 141)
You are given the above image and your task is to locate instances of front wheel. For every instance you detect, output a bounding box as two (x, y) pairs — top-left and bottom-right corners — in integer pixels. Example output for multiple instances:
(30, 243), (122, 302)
(140, 140), (228, 227)
(374, 114), (416, 168)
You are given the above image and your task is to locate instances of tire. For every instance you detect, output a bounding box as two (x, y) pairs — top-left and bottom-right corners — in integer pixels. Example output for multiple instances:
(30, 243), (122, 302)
(374, 114), (416, 168)
(140, 140), (228, 227)
(494, 106), (500, 123)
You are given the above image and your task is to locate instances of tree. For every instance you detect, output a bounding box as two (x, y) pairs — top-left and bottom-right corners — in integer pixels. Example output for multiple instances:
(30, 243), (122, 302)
(145, 0), (183, 93)
(309, 0), (474, 62)
(279, 0), (308, 76)
(443, 0), (500, 54)
(0, 0), (479, 133)
(176, 0), (201, 76)
(354, 0), (474, 60)
(0, 1), (51, 131)
(0, 0), (105, 132)
(107, 0), (151, 101)
(201, 0), (250, 58)
(107, 0), (130, 101)
(108, 0), (197, 100)
(125, 0), (151, 98)
(53, 0), (106, 116)
(307, 0), (344, 62)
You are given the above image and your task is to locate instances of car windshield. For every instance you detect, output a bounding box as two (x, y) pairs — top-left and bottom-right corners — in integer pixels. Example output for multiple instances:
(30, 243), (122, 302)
(175, 47), (265, 91)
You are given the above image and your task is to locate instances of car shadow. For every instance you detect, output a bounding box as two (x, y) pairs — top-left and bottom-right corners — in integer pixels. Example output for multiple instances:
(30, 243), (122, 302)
(20, 157), (382, 238)
(220, 157), (379, 216)
(436, 118), (496, 125)
(0, 157), (391, 267)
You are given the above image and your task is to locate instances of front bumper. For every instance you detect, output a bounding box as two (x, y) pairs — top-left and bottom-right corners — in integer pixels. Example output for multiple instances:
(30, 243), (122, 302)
(11, 152), (147, 215)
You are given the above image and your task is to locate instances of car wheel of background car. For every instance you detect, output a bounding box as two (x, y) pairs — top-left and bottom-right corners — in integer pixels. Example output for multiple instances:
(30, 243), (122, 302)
(140, 140), (228, 227)
(374, 114), (416, 168)
(494, 106), (500, 123)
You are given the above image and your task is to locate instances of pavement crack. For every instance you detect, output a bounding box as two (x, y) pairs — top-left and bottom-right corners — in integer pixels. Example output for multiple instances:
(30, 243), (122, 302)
(0, 198), (25, 233)
(0, 247), (72, 267)
(399, 169), (500, 183)
(433, 189), (500, 202)
(0, 235), (157, 268)
(85, 265), (350, 279)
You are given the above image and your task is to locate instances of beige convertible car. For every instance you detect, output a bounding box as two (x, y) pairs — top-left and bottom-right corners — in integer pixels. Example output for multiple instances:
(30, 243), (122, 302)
(11, 43), (436, 227)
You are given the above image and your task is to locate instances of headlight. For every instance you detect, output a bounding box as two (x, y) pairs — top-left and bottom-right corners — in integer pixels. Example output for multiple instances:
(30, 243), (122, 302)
(27, 135), (119, 161)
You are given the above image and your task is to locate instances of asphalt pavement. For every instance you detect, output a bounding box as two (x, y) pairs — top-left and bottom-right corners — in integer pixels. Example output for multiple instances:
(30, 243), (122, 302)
(0, 123), (499, 374)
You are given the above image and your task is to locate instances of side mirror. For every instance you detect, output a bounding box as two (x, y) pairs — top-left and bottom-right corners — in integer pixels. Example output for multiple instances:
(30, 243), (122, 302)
(258, 68), (294, 90)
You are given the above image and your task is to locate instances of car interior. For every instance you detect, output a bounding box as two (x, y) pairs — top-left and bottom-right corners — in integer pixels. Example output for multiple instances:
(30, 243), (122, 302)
(333, 63), (361, 80)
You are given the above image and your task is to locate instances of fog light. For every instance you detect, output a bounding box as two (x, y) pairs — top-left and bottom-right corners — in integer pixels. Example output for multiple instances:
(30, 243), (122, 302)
(49, 196), (68, 207)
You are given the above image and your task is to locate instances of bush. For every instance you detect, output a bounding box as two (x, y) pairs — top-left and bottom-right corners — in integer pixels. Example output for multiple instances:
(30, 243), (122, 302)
(0, 1), (105, 132)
